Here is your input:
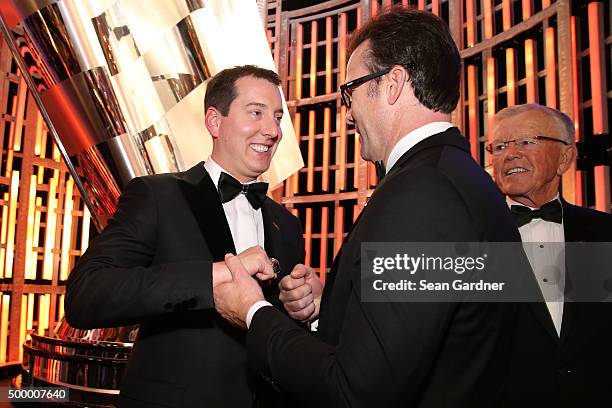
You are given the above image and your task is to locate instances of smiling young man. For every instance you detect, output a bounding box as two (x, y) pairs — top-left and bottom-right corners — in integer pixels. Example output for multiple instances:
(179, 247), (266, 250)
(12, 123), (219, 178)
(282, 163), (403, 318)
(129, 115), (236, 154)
(66, 65), (304, 408)
(490, 103), (612, 407)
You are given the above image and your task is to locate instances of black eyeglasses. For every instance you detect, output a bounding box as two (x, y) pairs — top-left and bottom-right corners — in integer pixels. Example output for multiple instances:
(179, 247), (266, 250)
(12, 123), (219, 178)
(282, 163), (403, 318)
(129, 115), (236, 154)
(485, 135), (570, 155)
(339, 68), (391, 108)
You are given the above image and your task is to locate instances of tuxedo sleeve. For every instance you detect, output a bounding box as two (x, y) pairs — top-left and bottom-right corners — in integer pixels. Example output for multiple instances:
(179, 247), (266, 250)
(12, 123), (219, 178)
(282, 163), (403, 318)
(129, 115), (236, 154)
(65, 177), (214, 329)
(247, 171), (480, 407)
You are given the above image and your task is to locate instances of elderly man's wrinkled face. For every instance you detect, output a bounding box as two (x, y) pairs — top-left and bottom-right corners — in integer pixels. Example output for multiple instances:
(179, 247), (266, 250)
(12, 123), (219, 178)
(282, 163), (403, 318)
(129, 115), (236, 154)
(491, 110), (575, 207)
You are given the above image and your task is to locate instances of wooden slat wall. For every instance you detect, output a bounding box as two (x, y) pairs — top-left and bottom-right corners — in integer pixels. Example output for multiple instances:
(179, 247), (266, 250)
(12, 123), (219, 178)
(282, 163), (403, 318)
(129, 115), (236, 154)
(0, 0), (610, 364)
(271, 0), (610, 281)
(457, 0), (610, 210)
(0, 36), (91, 363)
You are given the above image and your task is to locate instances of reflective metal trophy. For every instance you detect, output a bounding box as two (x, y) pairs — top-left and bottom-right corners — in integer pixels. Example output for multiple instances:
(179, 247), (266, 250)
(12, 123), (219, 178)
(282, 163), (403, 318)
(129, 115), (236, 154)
(0, 0), (301, 405)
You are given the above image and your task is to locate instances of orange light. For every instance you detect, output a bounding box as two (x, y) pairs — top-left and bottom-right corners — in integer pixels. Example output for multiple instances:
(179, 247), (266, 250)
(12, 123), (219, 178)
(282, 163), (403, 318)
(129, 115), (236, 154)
(525, 39), (537, 103)
(25, 175), (37, 280)
(0, 193), (9, 278)
(323, 108), (330, 191)
(5, 171), (20, 279)
(594, 167), (611, 213)
(570, 17), (580, 141)
(0, 294), (9, 363)
(522, 0), (532, 20)
(484, 0), (493, 40)
(467, 65), (480, 161)
(506, 48), (516, 106)
(587, 2), (608, 135)
(431, 0), (439, 16)
(60, 178), (74, 281)
(43, 170), (59, 280)
(305, 208), (312, 266)
(291, 113), (301, 195)
(307, 110), (315, 192)
(34, 112), (44, 156)
(12, 77), (27, 151)
(544, 27), (557, 108)
(38, 294), (50, 336)
(310, 21), (317, 99)
(320, 206), (328, 277)
(32, 197), (42, 269)
(466, 0), (475, 47)
(334, 206), (344, 257)
(80, 204), (91, 254)
(295, 24), (303, 100)
(338, 13), (347, 190)
(20, 295), (27, 361)
(502, 0), (512, 30)
(570, 16), (582, 207)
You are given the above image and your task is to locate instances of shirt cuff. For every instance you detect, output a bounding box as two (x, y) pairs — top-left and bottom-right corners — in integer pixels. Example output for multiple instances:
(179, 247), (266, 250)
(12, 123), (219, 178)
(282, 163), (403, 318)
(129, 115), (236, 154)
(246, 300), (273, 329)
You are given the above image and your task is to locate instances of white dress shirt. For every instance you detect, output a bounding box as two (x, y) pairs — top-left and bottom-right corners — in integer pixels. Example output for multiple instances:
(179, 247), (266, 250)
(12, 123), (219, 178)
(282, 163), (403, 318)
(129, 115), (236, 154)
(204, 159), (273, 328)
(204, 158), (265, 253)
(508, 195), (565, 335)
(386, 122), (455, 171)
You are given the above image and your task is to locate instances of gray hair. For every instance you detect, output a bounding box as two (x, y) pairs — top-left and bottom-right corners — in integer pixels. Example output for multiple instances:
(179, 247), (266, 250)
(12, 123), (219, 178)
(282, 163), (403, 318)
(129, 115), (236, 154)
(494, 104), (575, 144)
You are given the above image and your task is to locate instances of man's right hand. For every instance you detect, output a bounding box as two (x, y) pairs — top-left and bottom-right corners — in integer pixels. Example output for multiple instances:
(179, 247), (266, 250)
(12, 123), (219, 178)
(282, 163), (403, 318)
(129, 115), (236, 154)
(213, 246), (276, 288)
(279, 264), (322, 322)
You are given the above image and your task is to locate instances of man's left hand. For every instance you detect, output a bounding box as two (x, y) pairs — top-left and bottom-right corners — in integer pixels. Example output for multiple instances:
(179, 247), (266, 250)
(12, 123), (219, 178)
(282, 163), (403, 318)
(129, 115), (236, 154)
(213, 253), (265, 329)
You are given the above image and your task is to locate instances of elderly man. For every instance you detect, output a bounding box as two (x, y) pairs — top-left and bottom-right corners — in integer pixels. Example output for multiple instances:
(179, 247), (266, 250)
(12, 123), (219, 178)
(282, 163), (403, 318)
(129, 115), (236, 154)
(489, 103), (612, 407)
(212, 8), (527, 407)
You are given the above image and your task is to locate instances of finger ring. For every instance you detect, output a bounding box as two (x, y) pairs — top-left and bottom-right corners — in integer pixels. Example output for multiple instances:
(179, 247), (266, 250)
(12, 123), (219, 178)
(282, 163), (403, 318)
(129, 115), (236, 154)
(270, 257), (280, 274)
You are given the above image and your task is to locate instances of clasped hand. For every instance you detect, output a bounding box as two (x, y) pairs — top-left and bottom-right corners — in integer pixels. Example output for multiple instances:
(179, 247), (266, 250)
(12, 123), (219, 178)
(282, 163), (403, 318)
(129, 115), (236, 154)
(212, 246), (273, 329)
(213, 246), (323, 329)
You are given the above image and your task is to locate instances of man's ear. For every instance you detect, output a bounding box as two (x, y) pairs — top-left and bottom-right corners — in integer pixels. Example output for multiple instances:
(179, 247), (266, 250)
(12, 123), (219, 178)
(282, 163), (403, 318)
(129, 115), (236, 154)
(205, 107), (222, 139)
(387, 65), (408, 105)
(557, 143), (577, 175)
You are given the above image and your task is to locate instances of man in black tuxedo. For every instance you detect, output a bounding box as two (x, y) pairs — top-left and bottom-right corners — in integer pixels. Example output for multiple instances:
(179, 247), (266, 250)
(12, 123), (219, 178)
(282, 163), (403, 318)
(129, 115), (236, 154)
(212, 9), (527, 407)
(489, 103), (612, 407)
(65, 65), (304, 407)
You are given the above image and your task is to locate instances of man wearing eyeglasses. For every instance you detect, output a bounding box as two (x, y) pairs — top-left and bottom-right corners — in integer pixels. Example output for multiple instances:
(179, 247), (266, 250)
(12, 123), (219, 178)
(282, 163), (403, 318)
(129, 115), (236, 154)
(490, 103), (612, 407)
(212, 7), (529, 407)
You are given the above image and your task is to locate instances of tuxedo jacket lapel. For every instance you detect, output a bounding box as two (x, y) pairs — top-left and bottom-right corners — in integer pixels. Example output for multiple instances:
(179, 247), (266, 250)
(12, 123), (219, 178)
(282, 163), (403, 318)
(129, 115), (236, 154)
(561, 199), (585, 242)
(528, 302), (560, 342)
(261, 199), (282, 260)
(558, 200), (582, 346)
(178, 163), (236, 261)
(526, 200), (582, 343)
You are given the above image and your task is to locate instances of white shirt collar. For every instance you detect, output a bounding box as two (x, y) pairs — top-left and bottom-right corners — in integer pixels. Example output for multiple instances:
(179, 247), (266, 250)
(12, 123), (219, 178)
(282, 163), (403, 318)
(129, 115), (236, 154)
(386, 122), (455, 171)
(203, 157), (224, 188)
(506, 194), (560, 210)
(203, 157), (259, 189)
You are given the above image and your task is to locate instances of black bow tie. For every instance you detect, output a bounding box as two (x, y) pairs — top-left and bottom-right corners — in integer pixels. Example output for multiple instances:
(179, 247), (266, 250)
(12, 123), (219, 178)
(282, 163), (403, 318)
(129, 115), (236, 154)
(375, 160), (386, 181)
(510, 200), (562, 228)
(218, 172), (268, 210)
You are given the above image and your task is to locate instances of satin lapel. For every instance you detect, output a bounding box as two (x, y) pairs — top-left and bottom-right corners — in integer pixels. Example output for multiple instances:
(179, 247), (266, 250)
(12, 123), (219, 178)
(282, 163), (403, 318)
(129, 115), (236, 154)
(561, 200), (584, 243)
(178, 164), (235, 261)
(261, 199), (282, 260)
(559, 300), (577, 346)
(528, 301), (560, 342)
(560, 201), (580, 346)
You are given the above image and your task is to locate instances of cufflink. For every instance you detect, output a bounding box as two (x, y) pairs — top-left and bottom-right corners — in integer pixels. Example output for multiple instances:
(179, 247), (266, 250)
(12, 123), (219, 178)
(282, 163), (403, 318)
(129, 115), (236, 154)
(270, 257), (280, 275)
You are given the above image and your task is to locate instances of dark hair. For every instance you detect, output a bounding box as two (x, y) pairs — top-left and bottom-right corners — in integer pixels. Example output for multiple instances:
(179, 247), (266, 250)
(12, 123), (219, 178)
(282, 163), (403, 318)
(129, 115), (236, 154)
(204, 65), (281, 115)
(348, 7), (461, 113)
